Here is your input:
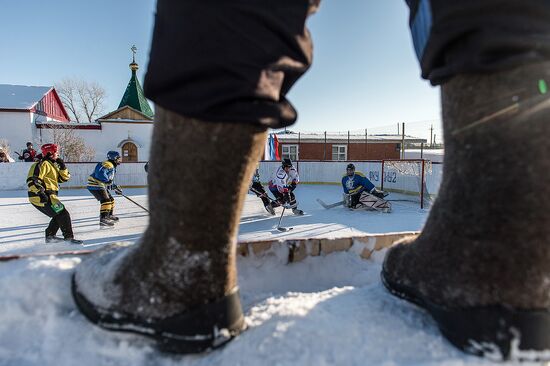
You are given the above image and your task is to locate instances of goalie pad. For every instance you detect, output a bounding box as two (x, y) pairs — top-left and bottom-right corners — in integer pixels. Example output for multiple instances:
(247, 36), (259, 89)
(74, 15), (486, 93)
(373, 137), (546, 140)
(347, 192), (391, 213)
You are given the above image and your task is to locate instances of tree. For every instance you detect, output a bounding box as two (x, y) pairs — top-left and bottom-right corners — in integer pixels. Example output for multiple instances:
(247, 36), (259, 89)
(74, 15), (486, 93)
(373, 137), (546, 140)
(49, 125), (96, 162)
(56, 78), (107, 122)
(0, 139), (11, 155)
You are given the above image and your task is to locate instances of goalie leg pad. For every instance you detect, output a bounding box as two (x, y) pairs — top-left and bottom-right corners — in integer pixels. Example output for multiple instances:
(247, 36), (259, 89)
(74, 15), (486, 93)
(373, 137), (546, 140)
(358, 192), (392, 213)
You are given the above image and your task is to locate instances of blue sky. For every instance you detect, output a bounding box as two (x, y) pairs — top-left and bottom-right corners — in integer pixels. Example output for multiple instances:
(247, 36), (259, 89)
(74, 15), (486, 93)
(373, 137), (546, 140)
(0, 0), (442, 141)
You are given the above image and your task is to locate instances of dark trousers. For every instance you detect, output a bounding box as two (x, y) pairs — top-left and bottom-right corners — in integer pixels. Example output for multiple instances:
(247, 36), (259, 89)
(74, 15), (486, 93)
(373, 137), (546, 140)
(251, 181), (271, 206)
(32, 203), (74, 239)
(89, 189), (114, 216)
(269, 187), (296, 208)
(144, 1), (550, 127)
(350, 192), (362, 208)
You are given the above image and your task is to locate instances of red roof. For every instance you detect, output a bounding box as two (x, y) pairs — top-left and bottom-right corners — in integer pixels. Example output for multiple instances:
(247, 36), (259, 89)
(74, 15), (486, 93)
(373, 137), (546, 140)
(31, 88), (70, 122)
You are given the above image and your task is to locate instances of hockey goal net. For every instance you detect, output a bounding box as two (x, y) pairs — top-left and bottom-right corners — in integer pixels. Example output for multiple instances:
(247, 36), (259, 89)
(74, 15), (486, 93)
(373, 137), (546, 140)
(380, 159), (433, 209)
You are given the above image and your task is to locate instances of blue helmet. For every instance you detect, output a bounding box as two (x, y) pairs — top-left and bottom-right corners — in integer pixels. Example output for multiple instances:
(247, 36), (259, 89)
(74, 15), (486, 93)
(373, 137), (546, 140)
(107, 151), (121, 161)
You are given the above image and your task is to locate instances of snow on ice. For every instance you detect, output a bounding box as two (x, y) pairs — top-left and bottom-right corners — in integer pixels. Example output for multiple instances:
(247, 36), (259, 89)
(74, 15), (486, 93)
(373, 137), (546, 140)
(0, 186), (532, 365)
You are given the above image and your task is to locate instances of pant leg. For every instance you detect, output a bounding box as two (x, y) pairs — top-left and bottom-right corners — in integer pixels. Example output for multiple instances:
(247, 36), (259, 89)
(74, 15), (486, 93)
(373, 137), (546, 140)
(251, 181), (271, 206)
(107, 191), (115, 215)
(55, 209), (74, 239)
(90, 189), (114, 216)
(269, 186), (284, 203)
(406, 0), (550, 84)
(350, 193), (361, 208)
(144, 0), (316, 128)
(289, 191), (297, 207)
(32, 203), (72, 238)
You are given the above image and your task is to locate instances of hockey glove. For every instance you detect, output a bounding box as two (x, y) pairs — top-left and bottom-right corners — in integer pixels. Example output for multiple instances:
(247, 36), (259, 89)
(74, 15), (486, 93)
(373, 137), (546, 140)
(55, 158), (66, 170)
(37, 187), (48, 202)
(112, 185), (123, 195)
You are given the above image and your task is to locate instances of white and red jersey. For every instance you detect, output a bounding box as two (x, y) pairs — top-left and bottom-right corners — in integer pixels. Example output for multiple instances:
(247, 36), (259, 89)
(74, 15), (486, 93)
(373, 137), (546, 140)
(269, 166), (299, 193)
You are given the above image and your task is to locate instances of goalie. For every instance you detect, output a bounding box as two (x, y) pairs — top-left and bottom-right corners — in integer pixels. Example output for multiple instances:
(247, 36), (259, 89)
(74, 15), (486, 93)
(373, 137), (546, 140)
(342, 163), (390, 212)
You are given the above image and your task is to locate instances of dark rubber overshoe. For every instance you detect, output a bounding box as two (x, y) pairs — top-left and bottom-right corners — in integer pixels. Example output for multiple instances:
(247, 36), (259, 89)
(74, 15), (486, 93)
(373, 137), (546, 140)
(381, 269), (550, 361)
(71, 274), (246, 354)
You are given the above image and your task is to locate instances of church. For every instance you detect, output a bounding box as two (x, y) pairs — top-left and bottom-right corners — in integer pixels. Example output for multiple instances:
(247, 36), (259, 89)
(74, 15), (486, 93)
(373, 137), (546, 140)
(0, 53), (154, 162)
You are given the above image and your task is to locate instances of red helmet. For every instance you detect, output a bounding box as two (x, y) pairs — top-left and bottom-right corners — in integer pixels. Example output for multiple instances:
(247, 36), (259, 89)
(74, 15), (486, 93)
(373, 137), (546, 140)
(41, 143), (58, 156)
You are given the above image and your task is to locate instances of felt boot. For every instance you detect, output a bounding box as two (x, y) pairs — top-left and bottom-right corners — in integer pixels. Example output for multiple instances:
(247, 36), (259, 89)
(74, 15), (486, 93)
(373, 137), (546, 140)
(382, 61), (550, 360)
(73, 106), (267, 353)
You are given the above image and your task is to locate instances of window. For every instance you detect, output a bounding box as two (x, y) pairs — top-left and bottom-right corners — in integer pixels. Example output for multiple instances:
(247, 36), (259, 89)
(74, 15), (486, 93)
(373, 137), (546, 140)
(282, 145), (299, 161)
(332, 145), (347, 161)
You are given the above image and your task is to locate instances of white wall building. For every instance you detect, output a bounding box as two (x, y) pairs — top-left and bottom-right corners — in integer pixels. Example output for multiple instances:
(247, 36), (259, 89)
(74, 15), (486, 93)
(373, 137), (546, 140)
(0, 85), (71, 155)
(0, 57), (154, 162)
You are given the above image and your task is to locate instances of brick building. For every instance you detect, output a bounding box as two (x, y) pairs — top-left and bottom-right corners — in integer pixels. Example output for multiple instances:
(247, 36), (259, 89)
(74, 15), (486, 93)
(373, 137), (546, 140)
(275, 132), (427, 161)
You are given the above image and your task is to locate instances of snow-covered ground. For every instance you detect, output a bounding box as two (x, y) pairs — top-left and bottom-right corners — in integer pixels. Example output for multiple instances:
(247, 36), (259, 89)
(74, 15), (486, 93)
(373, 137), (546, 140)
(0, 186), (532, 365)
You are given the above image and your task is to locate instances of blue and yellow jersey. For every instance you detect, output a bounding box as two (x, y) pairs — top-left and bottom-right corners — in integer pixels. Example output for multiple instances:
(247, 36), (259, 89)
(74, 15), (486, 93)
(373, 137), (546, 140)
(87, 160), (116, 190)
(27, 159), (70, 206)
(341, 171), (375, 195)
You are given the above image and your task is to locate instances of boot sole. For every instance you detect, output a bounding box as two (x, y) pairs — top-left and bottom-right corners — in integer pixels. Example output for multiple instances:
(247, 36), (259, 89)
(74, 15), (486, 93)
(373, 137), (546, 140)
(71, 274), (246, 354)
(381, 270), (550, 361)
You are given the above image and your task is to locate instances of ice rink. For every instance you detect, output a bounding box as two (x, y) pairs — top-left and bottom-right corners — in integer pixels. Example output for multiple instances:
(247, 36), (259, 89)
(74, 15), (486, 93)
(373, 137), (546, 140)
(0, 185), (429, 256)
(0, 186), (518, 365)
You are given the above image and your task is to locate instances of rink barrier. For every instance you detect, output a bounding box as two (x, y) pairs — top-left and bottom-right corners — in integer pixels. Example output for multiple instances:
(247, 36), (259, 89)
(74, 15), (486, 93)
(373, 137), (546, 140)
(0, 162), (148, 190)
(238, 231), (419, 264)
(0, 161), (442, 195)
(0, 232), (419, 262)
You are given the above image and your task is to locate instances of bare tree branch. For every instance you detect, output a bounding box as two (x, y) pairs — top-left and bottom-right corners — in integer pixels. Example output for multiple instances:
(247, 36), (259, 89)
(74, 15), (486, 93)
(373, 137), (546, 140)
(55, 78), (106, 123)
(56, 79), (82, 122)
(49, 125), (96, 162)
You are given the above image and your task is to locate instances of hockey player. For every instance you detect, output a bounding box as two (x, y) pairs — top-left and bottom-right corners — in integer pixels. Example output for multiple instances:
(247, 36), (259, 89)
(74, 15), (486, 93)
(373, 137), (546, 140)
(250, 168), (276, 215)
(27, 143), (82, 244)
(342, 163), (388, 209)
(268, 158), (303, 215)
(87, 151), (123, 227)
(18, 142), (37, 162)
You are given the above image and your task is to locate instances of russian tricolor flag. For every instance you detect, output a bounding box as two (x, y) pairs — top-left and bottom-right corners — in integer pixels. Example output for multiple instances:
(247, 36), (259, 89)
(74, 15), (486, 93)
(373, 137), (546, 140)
(264, 134), (280, 161)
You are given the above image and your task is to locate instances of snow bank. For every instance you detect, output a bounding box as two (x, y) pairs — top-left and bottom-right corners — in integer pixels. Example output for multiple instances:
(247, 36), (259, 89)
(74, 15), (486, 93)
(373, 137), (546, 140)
(0, 248), (516, 366)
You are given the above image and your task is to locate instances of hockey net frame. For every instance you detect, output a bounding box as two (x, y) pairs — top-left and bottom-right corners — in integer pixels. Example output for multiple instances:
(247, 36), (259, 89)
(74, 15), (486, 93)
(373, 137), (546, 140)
(380, 159), (433, 209)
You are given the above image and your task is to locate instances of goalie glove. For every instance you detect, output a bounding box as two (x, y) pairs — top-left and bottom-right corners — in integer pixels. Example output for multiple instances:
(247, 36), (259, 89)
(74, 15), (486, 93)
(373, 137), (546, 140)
(370, 188), (388, 199)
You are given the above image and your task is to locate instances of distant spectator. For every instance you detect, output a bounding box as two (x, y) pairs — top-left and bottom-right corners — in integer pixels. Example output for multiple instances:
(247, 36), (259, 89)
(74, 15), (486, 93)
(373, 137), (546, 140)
(0, 150), (9, 163)
(18, 142), (37, 162)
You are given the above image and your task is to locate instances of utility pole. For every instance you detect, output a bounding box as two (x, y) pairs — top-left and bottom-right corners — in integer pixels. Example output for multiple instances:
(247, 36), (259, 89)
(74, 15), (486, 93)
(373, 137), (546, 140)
(347, 130), (350, 160)
(323, 131), (327, 161)
(365, 128), (368, 159)
(430, 124), (434, 147)
(401, 122), (405, 159)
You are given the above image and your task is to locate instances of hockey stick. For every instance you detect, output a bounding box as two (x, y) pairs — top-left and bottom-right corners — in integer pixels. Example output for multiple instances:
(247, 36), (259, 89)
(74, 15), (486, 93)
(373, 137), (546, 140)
(249, 187), (278, 204)
(316, 198), (344, 209)
(117, 192), (150, 213)
(276, 206), (293, 232)
(251, 187), (299, 220)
